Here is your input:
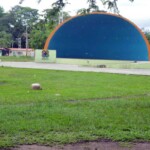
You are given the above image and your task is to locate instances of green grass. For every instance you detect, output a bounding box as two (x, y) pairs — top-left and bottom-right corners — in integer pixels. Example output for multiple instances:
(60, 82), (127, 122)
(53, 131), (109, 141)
(0, 56), (34, 62)
(0, 67), (150, 148)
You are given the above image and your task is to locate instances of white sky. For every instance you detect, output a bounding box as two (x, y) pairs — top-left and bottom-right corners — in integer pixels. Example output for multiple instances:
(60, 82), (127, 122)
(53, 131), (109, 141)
(0, 0), (150, 29)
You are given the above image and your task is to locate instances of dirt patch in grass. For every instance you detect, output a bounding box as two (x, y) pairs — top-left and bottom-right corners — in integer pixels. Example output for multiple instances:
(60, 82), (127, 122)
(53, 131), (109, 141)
(0, 81), (7, 85)
(67, 93), (150, 103)
(5, 141), (150, 150)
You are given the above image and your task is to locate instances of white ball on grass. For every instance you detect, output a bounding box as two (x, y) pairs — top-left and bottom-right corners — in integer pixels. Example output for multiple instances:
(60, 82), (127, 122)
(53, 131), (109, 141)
(31, 83), (42, 90)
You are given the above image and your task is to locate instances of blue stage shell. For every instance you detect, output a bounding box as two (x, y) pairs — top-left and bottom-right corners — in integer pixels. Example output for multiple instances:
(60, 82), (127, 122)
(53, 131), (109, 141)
(44, 13), (150, 61)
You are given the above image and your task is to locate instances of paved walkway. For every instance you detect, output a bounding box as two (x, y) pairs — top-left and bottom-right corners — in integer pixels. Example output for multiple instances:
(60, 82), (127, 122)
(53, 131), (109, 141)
(0, 62), (150, 75)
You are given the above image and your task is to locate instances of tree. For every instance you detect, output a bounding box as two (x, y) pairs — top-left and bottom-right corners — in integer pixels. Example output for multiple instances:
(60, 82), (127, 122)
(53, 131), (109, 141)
(29, 9), (70, 49)
(0, 6), (15, 48)
(29, 20), (50, 49)
(10, 5), (39, 26)
(0, 6), (11, 32)
(52, 0), (68, 10)
(0, 6), (4, 17)
(87, 0), (99, 12)
(144, 30), (150, 44)
(1, 4), (71, 49)
(43, 8), (70, 25)
(20, 0), (134, 14)
(8, 5), (39, 48)
(102, 0), (134, 14)
(0, 31), (12, 48)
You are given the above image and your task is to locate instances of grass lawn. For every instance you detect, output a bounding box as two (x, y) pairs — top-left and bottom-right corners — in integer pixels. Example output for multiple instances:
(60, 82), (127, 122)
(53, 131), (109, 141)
(0, 67), (150, 148)
(0, 56), (34, 62)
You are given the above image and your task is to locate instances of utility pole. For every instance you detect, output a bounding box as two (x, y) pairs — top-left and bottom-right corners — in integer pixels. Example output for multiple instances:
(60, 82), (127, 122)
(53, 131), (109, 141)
(58, 7), (64, 24)
(25, 25), (28, 56)
(17, 38), (21, 48)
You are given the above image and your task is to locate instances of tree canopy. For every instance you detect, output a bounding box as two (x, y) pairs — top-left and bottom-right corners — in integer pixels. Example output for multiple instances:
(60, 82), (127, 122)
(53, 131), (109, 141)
(0, 31), (12, 48)
(0, 4), (70, 49)
(143, 29), (150, 43)
(20, 0), (134, 14)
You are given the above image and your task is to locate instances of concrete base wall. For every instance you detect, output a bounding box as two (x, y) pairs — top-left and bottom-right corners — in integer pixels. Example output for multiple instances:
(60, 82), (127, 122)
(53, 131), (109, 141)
(35, 50), (150, 69)
(35, 50), (56, 63)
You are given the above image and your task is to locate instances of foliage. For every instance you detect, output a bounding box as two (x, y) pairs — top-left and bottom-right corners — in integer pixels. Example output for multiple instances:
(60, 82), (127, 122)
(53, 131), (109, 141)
(0, 68), (150, 148)
(87, 0), (99, 12)
(144, 30), (150, 43)
(0, 8), (15, 48)
(52, 0), (68, 10)
(9, 5), (39, 48)
(142, 28), (150, 43)
(0, 31), (12, 48)
(0, 6), (4, 18)
(43, 8), (70, 24)
(0, 8), (12, 32)
(20, 0), (134, 14)
(0, 4), (70, 49)
(29, 9), (70, 49)
(0, 5), (39, 48)
(29, 20), (50, 49)
(10, 5), (39, 26)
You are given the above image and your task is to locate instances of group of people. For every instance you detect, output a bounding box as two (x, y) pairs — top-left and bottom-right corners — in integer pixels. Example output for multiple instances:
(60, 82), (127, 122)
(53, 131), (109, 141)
(42, 49), (49, 58)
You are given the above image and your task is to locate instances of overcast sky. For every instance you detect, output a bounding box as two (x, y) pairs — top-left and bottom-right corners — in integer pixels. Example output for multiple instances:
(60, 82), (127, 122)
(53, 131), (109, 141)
(0, 0), (150, 29)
